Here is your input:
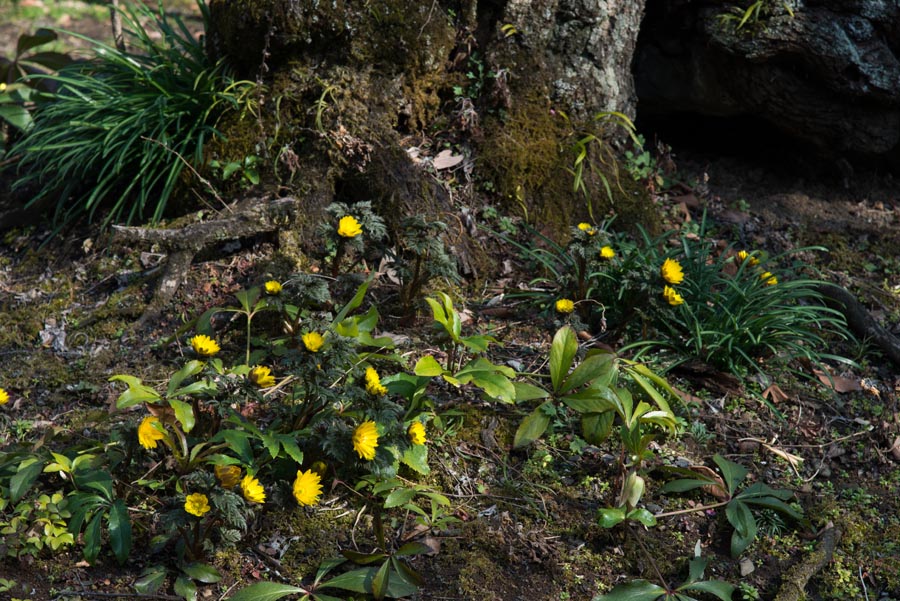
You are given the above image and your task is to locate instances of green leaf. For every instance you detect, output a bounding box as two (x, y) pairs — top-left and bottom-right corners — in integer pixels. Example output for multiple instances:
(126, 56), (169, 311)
(394, 542), (432, 557)
(560, 392), (609, 414)
(221, 430), (253, 464)
(83, 511), (104, 564)
(181, 563), (222, 583)
(512, 382), (550, 403)
(467, 370), (516, 404)
(226, 582), (307, 601)
(626, 508), (657, 527)
(0, 103), (33, 131)
(168, 398), (195, 433)
(414, 355), (445, 377)
(560, 352), (614, 394)
(17, 28), (57, 55)
(372, 560), (390, 600)
(134, 566), (167, 594)
(597, 507), (626, 529)
(726, 500), (757, 557)
(342, 550), (388, 565)
(391, 556), (425, 587)
(660, 479), (717, 494)
(595, 580), (667, 601)
(277, 436), (305, 466)
(322, 566), (417, 597)
(680, 580), (736, 601)
(460, 333), (496, 353)
(549, 326), (578, 393)
(400, 443), (430, 475)
(166, 360), (205, 397)
(713, 454), (747, 497)
(513, 402), (552, 448)
(11, 457), (44, 504)
(332, 275), (373, 326)
(174, 575), (197, 601)
(581, 411), (615, 445)
(108, 499), (132, 565)
(109, 375), (161, 408)
(384, 488), (416, 509)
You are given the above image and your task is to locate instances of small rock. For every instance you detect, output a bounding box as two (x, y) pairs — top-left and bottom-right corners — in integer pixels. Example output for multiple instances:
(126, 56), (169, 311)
(738, 440), (760, 453)
(740, 558), (755, 576)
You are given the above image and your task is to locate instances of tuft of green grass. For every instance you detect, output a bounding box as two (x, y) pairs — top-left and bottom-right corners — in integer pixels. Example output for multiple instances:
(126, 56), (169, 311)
(8, 0), (255, 230)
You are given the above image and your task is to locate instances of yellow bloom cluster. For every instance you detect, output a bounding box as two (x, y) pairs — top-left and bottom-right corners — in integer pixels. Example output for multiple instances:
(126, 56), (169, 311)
(264, 280), (282, 295)
(0, 388), (8, 406)
(337, 215), (362, 238)
(408, 421), (427, 445)
(662, 285), (684, 306)
(352, 421), (380, 460)
(249, 365), (276, 388)
(555, 298), (575, 314)
(293, 469), (323, 506)
(241, 475), (266, 504)
(138, 416), (167, 450)
(760, 271), (778, 286)
(184, 493), (211, 517)
(736, 250), (760, 266)
(190, 334), (220, 357)
(600, 246), (615, 260)
(215, 465), (241, 489)
(577, 222), (596, 235)
(365, 367), (387, 396)
(302, 332), (324, 352)
(661, 258), (684, 285)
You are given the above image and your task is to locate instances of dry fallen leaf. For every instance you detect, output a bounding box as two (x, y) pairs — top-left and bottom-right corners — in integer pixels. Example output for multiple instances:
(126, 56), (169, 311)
(687, 465), (729, 501)
(814, 369), (861, 393)
(762, 384), (789, 404)
(433, 149), (464, 170)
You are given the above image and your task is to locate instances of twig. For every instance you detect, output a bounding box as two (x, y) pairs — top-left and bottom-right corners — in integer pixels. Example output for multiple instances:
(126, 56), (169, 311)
(859, 565), (870, 601)
(653, 500), (730, 519)
(108, 0), (125, 52)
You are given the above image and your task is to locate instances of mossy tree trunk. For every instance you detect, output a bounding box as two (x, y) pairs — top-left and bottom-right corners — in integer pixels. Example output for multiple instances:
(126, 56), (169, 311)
(204, 0), (650, 255)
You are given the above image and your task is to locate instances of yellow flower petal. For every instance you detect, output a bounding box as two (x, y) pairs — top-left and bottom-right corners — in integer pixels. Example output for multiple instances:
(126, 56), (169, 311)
(184, 493), (211, 517)
(577, 222), (596, 235)
(0, 388), (9, 406)
(661, 258), (685, 285)
(760, 271), (778, 286)
(138, 416), (167, 450)
(663, 285), (685, 306)
(337, 215), (363, 238)
(600, 246), (615, 260)
(249, 365), (276, 388)
(555, 298), (575, 314)
(241, 474), (266, 504)
(293, 469), (323, 506)
(302, 332), (324, 352)
(408, 421), (427, 445)
(214, 464), (241, 489)
(190, 334), (220, 357)
(352, 421), (380, 461)
(264, 280), (282, 295)
(364, 366), (387, 396)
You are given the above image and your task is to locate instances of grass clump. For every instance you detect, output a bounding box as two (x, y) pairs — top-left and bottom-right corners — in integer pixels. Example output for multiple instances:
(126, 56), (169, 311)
(8, 0), (255, 230)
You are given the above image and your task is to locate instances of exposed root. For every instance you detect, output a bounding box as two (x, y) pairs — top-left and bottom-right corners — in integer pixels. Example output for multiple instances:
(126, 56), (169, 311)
(774, 522), (842, 601)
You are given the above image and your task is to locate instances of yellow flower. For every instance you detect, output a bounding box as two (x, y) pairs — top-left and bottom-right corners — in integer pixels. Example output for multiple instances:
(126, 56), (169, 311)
(577, 222), (596, 235)
(264, 280), (282, 295)
(661, 258), (685, 285)
(600, 246), (615, 260)
(760, 271), (778, 286)
(663, 285), (685, 306)
(337, 215), (362, 238)
(190, 334), (220, 357)
(408, 421), (427, 445)
(241, 474), (266, 504)
(293, 469), (323, 506)
(352, 421), (379, 461)
(184, 493), (211, 517)
(302, 332), (324, 352)
(736, 250), (759, 266)
(0, 388), (8, 406)
(249, 365), (276, 388)
(555, 298), (575, 314)
(138, 416), (166, 450)
(364, 366), (387, 396)
(214, 464), (241, 489)
(0, 83), (6, 93)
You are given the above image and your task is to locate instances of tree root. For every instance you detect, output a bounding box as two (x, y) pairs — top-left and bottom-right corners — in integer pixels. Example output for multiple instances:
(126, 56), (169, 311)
(112, 196), (297, 328)
(774, 522), (841, 601)
(817, 284), (900, 367)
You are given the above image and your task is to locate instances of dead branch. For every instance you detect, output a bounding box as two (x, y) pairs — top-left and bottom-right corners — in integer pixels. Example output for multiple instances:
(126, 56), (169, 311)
(774, 523), (841, 601)
(817, 284), (900, 368)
